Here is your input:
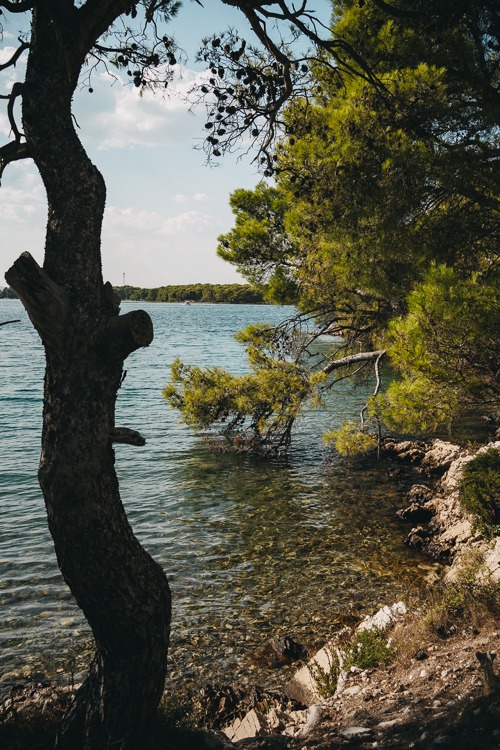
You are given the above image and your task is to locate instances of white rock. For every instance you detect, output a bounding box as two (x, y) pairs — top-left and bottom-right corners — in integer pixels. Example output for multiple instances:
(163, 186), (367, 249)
(340, 726), (374, 739)
(343, 685), (362, 696)
(358, 602), (407, 632)
(222, 709), (268, 741)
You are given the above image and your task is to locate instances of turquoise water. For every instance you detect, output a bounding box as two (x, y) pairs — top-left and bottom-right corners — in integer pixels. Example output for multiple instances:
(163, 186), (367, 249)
(0, 300), (431, 689)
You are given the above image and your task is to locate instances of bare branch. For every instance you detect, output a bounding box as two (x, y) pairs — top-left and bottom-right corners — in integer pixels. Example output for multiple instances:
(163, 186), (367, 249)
(0, 141), (30, 183)
(322, 349), (386, 376)
(0, 40), (29, 72)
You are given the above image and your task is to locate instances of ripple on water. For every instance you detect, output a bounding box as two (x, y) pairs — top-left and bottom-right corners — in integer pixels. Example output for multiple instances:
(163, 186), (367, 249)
(0, 301), (434, 687)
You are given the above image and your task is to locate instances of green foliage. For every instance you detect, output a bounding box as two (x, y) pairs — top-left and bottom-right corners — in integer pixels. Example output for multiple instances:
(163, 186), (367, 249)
(424, 553), (500, 635)
(377, 266), (500, 433)
(324, 421), (378, 457)
(309, 627), (395, 698)
(163, 324), (320, 451)
(459, 449), (500, 538)
(309, 647), (340, 698)
(167, 0), (499, 452)
(113, 283), (266, 304)
(217, 183), (300, 303)
(342, 627), (395, 671)
(0, 287), (18, 299)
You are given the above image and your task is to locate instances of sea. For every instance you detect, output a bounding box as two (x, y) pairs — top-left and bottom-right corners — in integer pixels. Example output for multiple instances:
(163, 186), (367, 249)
(0, 299), (434, 691)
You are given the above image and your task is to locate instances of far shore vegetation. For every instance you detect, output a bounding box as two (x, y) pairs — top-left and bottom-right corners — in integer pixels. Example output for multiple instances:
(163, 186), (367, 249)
(1, 284), (268, 305)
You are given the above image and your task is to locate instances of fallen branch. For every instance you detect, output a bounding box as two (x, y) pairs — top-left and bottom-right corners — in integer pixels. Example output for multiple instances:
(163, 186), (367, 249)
(321, 349), (386, 376)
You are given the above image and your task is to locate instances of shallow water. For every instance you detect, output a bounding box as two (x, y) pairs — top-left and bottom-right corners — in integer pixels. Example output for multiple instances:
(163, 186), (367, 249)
(0, 300), (433, 689)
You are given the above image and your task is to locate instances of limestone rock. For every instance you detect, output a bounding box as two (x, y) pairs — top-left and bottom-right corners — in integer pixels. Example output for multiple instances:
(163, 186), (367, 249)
(285, 641), (339, 705)
(396, 502), (434, 523)
(340, 726), (375, 739)
(420, 440), (464, 474)
(358, 602), (407, 632)
(222, 709), (268, 742)
(484, 538), (500, 581)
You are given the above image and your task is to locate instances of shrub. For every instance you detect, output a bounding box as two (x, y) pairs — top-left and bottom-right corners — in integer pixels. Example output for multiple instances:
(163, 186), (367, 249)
(324, 420), (378, 457)
(459, 448), (500, 538)
(342, 627), (395, 671)
(309, 647), (340, 697)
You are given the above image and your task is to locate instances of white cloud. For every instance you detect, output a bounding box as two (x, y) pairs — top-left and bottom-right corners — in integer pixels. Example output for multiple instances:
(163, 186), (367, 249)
(0, 167), (45, 222)
(73, 66), (210, 151)
(171, 192), (209, 204)
(100, 203), (241, 286)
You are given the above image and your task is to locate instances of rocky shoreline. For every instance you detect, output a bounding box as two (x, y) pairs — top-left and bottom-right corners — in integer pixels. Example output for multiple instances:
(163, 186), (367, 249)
(212, 439), (500, 749)
(2, 439), (499, 749)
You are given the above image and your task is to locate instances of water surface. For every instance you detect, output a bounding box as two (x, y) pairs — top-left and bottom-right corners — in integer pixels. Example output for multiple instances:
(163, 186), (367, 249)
(0, 300), (432, 689)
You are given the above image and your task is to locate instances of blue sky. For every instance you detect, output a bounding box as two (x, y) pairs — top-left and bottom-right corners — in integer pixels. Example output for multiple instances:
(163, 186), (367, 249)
(0, 1), (331, 288)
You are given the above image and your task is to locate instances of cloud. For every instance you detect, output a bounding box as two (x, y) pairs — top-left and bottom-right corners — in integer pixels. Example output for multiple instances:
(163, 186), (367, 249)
(101, 203), (241, 286)
(0, 166), (46, 222)
(74, 66), (210, 151)
(172, 192), (209, 204)
(0, 163), (46, 272)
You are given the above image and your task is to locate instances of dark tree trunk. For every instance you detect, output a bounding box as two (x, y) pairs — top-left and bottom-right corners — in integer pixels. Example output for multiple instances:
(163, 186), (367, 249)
(6, 7), (171, 749)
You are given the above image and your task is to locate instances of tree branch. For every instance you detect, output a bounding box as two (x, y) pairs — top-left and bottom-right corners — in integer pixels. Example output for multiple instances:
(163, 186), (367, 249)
(0, 141), (30, 183)
(321, 349), (386, 376)
(5, 252), (68, 359)
(109, 427), (146, 446)
(370, 0), (422, 19)
(0, 41), (29, 71)
(98, 309), (154, 362)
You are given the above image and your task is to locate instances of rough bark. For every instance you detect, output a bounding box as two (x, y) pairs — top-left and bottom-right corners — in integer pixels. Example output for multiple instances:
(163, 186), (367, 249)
(5, 5), (171, 748)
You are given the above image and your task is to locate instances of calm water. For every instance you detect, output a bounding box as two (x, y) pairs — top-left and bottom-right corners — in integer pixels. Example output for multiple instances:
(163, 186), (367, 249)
(0, 300), (432, 690)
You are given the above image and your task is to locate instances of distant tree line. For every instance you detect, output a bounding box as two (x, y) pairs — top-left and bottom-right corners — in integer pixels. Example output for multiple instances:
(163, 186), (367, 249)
(0, 287), (18, 299)
(114, 283), (268, 304)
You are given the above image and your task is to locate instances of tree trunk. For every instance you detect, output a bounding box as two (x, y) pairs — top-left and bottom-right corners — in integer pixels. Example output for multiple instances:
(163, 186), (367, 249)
(5, 8), (171, 749)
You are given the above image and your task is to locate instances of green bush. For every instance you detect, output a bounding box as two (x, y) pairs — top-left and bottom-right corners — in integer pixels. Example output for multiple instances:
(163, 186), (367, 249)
(309, 647), (340, 697)
(459, 448), (500, 538)
(342, 626), (395, 670)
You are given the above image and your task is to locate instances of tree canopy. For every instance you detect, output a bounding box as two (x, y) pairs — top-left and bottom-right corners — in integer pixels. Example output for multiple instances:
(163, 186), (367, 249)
(165, 0), (500, 453)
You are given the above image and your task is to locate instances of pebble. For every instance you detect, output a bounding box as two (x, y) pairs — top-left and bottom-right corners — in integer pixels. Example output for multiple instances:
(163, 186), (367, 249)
(343, 685), (362, 696)
(340, 727), (375, 739)
(434, 736), (449, 745)
(377, 719), (399, 729)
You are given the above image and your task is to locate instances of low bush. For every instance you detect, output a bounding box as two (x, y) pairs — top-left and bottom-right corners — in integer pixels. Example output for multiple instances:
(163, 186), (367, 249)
(342, 627), (395, 671)
(459, 448), (500, 538)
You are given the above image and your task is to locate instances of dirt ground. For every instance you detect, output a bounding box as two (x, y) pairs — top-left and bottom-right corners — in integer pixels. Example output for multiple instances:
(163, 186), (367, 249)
(236, 624), (500, 750)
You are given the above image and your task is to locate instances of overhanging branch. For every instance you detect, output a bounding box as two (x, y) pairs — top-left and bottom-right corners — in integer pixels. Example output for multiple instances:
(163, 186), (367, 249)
(321, 349), (386, 376)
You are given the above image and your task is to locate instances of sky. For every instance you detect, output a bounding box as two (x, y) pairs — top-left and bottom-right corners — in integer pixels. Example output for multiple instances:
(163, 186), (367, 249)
(0, 1), (331, 288)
